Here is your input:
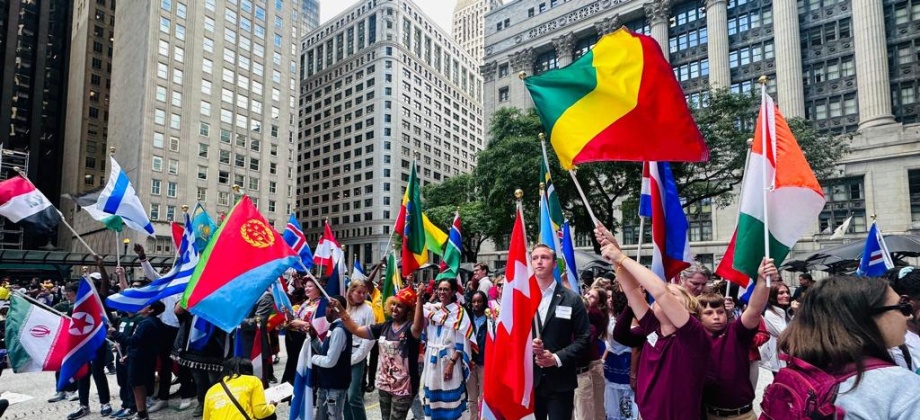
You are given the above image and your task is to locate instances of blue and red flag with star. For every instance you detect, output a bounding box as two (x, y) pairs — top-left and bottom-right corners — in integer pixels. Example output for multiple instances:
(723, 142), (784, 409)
(57, 277), (107, 390)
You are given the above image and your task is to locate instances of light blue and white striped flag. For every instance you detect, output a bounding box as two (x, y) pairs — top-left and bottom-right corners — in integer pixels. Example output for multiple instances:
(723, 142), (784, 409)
(289, 340), (314, 420)
(106, 212), (198, 312)
(98, 156), (154, 235)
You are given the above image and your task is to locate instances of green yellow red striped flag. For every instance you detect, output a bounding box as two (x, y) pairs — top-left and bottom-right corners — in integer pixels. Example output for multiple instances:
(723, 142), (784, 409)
(524, 28), (709, 169)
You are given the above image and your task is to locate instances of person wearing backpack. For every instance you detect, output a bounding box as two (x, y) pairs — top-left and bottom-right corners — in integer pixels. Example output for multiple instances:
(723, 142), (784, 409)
(760, 276), (920, 419)
(598, 224), (711, 420)
(699, 258), (774, 420)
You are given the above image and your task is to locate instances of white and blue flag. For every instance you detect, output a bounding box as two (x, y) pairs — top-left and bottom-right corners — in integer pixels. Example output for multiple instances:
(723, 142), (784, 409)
(98, 156), (154, 235)
(857, 221), (893, 277)
(106, 212), (199, 312)
(351, 258), (367, 282)
(289, 340), (314, 420)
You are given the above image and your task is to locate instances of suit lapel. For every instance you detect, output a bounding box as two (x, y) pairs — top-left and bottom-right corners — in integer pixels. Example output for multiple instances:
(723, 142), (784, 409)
(541, 289), (564, 335)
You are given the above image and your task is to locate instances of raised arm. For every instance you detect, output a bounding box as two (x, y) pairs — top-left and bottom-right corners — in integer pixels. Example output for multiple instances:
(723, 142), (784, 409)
(596, 224), (690, 328)
(134, 244), (161, 281)
(115, 266), (128, 291)
(411, 283), (425, 339)
(741, 258), (775, 330)
(329, 299), (374, 340)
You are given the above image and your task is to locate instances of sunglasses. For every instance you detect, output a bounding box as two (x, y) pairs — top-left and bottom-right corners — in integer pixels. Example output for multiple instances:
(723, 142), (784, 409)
(870, 295), (913, 317)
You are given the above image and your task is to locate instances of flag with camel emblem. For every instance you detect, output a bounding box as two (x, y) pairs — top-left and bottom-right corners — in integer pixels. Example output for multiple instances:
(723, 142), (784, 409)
(181, 195), (301, 332)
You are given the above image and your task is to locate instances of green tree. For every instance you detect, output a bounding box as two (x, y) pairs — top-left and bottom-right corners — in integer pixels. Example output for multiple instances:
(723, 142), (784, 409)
(672, 89), (848, 208)
(422, 173), (488, 261)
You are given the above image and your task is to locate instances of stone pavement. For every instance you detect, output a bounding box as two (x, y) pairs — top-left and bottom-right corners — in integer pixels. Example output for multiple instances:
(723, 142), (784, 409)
(0, 344), (383, 420)
(1, 348), (772, 419)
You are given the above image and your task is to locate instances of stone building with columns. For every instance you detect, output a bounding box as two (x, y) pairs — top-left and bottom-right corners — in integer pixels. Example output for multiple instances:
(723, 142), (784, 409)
(481, 0), (920, 277)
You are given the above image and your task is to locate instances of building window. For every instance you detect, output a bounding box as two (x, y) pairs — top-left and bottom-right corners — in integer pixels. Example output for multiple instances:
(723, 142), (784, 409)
(218, 191), (230, 205)
(819, 176), (866, 234)
(152, 156), (163, 172)
(200, 122), (210, 137)
(167, 182), (178, 197)
(197, 187), (207, 202)
(910, 170), (920, 229)
(166, 205), (176, 221)
(168, 159), (178, 175)
(686, 198), (713, 242)
(151, 179), (162, 195)
(150, 204), (160, 220)
(498, 87), (509, 102)
(533, 50), (558, 75)
(198, 166), (208, 180)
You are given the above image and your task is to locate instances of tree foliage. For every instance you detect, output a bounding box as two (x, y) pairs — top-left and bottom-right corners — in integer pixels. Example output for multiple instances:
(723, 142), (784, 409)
(423, 91), (848, 256)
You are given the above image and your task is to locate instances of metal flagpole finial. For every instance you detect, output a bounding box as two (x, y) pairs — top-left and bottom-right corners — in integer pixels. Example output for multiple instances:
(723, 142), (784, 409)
(181, 205), (189, 213)
(746, 137), (754, 146)
(518, 71), (527, 80)
(538, 133), (546, 142)
(109, 146), (116, 154)
(871, 213), (877, 221)
(514, 189), (524, 200)
(413, 150), (421, 160)
(539, 182), (545, 193)
(232, 184), (241, 194)
(758, 75), (769, 85)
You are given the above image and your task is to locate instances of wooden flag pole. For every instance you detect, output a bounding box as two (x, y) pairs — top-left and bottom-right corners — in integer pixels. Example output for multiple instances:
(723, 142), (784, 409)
(568, 169), (599, 225)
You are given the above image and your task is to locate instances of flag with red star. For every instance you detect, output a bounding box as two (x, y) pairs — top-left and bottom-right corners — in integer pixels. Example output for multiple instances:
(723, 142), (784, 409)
(57, 277), (107, 390)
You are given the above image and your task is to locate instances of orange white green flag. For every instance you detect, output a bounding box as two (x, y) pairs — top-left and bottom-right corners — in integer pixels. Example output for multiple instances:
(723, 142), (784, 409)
(732, 84), (825, 278)
(524, 28), (708, 169)
(180, 195), (301, 332)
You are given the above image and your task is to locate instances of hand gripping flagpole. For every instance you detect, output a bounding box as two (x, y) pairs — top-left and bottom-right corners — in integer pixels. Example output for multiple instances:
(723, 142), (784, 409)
(12, 167), (96, 255)
(759, 75), (774, 288)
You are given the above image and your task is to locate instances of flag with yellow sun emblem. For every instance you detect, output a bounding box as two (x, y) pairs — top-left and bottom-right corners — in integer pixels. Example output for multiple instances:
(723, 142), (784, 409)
(181, 195), (300, 332)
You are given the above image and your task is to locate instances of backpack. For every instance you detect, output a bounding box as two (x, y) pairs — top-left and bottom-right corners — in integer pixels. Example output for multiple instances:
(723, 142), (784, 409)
(759, 355), (892, 420)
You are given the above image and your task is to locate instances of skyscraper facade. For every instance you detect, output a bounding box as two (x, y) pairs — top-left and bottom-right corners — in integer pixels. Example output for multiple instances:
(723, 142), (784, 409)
(59, 0), (117, 252)
(0, 0), (72, 248)
(481, 0), (920, 271)
(297, 0), (484, 265)
(301, 0), (319, 34)
(452, 0), (502, 64)
(97, 0), (301, 256)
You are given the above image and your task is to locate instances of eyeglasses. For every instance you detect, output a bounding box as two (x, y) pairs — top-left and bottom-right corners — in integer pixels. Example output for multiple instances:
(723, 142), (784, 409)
(870, 295), (913, 317)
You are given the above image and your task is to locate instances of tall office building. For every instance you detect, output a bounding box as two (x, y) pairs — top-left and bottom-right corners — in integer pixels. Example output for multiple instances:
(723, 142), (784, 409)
(95, 0), (300, 256)
(481, 0), (920, 271)
(0, 0), (72, 248)
(59, 0), (117, 251)
(301, 0), (320, 34)
(297, 0), (484, 265)
(452, 0), (502, 64)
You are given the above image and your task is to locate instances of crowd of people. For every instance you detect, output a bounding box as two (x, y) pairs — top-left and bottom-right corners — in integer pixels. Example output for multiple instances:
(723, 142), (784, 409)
(2, 227), (920, 420)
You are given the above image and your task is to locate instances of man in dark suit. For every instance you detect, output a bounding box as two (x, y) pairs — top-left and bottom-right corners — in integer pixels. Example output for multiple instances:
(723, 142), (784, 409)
(531, 244), (591, 420)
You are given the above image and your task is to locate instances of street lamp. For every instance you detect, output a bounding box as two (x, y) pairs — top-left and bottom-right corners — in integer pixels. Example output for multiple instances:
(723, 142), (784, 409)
(123, 238), (130, 257)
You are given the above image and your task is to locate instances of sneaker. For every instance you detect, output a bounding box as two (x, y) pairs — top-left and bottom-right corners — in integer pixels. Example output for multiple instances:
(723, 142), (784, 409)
(192, 405), (204, 417)
(67, 406), (90, 420)
(147, 399), (168, 413)
(67, 392), (80, 401)
(114, 408), (136, 419)
(111, 409), (126, 418)
(106, 367), (116, 375)
(100, 403), (113, 416)
(47, 391), (66, 403)
(178, 398), (194, 411)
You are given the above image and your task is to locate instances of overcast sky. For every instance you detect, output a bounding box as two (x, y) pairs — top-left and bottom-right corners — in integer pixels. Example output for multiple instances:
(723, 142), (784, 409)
(319, 0), (459, 34)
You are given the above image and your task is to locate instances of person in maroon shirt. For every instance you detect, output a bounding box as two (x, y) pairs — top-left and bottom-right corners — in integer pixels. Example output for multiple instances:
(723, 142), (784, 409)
(699, 258), (773, 420)
(597, 224), (711, 420)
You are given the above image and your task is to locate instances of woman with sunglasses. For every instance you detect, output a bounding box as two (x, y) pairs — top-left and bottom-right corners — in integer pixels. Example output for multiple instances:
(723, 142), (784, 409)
(778, 276), (920, 418)
(888, 266), (920, 373)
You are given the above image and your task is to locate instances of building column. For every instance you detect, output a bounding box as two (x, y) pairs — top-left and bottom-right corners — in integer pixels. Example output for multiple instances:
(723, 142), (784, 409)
(509, 47), (534, 75)
(553, 32), (575, 67)
(772, 0), (805, 117)
(594, 15), (621, 38)
(645, 0), (671, 62)
(705, 0), (731, 89)
(852, 0), (896, 129)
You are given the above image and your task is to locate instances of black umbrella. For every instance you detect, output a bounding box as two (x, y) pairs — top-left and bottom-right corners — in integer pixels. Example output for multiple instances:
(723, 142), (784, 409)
(793, 234), (920, 273)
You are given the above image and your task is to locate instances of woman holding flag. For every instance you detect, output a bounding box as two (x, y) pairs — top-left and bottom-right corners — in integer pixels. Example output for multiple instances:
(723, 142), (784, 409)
(335, 287), (423, 420)
(413, 278), (474, 420)
(282, 277), (324, 384)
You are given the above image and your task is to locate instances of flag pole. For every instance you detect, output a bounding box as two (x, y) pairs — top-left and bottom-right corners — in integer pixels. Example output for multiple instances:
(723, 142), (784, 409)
(759, 76), (773, 288)
(568, 169), (599, 225)
(115, 229), (121, 268)
(10, 166), (97, 255)
(516, 188), (541, 341)
(635, 217), (646, 264)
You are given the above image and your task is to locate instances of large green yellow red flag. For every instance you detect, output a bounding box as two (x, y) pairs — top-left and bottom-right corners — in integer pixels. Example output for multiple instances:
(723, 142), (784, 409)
(393, 161), (427, 276)
(524, 28), (709, 169)
(180, 195), (300, 332)
(381, 251), (402, 318)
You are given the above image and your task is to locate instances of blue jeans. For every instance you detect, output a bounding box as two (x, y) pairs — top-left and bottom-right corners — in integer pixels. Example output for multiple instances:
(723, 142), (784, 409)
(344, 362), (367, 420)
(316, 388), (347, 420)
